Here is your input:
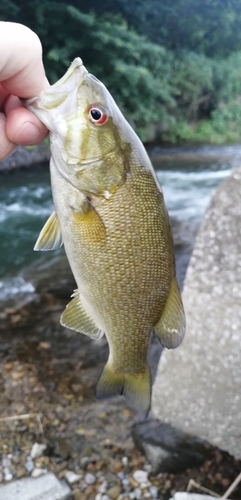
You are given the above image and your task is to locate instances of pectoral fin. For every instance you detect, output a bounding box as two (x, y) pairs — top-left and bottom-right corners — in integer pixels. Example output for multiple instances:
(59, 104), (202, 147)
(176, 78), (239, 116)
(34, 211), (63, 251)
(60, 292), (104, 340)
(154, 276), (185, 348)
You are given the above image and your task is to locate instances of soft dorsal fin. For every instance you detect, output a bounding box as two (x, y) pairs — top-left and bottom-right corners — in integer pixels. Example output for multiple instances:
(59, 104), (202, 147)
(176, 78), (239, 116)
(60, 292), (104, 340)
(34, 211), (63, 251)
(154, 276), (185, 349)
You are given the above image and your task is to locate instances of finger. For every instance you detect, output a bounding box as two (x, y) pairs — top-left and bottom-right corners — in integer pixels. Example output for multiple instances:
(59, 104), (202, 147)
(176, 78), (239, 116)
(0, 22), (48, 98)
(0, 113), (17, 161)
(6, 107), (49, 145)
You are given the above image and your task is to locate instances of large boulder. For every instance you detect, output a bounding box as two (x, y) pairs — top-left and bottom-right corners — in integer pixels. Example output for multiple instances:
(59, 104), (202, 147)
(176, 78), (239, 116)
(152, 166), (241, 459)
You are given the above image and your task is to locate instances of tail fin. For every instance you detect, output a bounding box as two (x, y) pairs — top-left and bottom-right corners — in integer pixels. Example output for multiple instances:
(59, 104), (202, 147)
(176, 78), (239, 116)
(95, 361), (151, 418)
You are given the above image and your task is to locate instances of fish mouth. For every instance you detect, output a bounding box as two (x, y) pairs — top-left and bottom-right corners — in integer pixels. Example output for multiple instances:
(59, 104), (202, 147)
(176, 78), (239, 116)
(23, 58), (88, 112)
(49, 58), (87, 90)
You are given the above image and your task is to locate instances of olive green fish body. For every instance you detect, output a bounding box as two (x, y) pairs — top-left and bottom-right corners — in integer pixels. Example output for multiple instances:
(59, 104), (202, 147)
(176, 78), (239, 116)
(24, 58), (185, 416)
(52, 158), (173, 362)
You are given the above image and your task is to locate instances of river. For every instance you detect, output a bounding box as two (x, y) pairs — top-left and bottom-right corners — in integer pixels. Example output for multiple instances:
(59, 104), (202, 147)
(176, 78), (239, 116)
(0, 144), (240, 308)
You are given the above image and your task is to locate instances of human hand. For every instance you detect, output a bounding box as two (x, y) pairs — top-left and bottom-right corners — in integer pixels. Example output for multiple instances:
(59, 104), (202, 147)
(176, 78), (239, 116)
(0, 22), (49, 161)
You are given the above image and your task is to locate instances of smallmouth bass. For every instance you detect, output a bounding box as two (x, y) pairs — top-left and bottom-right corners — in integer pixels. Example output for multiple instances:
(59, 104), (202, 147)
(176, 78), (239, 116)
(24, 58), (185, 416)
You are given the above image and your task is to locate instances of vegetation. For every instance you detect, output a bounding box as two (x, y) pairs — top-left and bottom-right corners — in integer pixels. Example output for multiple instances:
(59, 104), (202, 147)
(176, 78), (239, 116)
(2, 0), (241, 143)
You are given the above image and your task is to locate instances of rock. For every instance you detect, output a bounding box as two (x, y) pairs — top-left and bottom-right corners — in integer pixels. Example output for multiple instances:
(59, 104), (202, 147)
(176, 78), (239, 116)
(152, 167), (241, 460)
(122, 456), (128, 466)
(132, 470), (149, 484)
(73, 489), (82, 500)
(0, 472), (71, 499)
(133, 488), (142, 500)
(106, 484), (122, 499)
(3, 467), (13, 482)
(84, 472), (96, 485)
(25, 456), (34, 473)
(98, 480), (108, 493)
(149, 485), (158, 499)
(64, 471), (82, 484)
(31, 468), (47, 478)
(169, 495), (231, 500)
(16, 466), (26, 479)
(2, 456), (11, 468)
(132, 420), (211, 474)
(0, 144), (50, 173)
(30, 442), (47, 459)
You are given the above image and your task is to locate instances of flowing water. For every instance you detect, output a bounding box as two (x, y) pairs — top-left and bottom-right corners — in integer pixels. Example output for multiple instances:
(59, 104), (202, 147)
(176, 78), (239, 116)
(0, 145), (240, 307)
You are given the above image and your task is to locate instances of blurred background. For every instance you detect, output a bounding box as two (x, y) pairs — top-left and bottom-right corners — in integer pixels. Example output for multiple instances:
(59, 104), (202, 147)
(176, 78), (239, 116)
(2, 0), (241, 143)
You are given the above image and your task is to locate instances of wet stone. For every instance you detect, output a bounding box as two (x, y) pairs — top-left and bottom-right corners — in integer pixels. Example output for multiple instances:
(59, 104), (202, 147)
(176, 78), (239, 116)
(132, 419), (211, 474)
(132, 469), (148, 484)
(106, 484), (121, 499)
(84, 472), (96, 484)
(65, 470), (82, 484)
(153, 167), (241, 460)
(30, 442), (47, 459)
(0, 472), (71, 500)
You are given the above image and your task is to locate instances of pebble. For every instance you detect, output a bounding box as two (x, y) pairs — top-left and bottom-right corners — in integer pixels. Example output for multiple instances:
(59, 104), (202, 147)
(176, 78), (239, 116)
(73, 489), (82, 500)
(12, 454), (20, 465)
(25, 456), (34, 473)
(133, 488), (142, 499)
(122, 477), (130, 491)
(3, 467), (13, 482)
(122, 477), (131, 491)
(98, 480), (108, 493)
(65, 470), (82, 484)
(2, 455), (11, 468)
(149, 485), (158, 498)
(30, 442), (47, 459)
(16, 466), (26, 479)
(132, 469), (148, 484)
(106, 484), (121, 499)
(85, 472), (96, 484)
(31, 467), (47, 478)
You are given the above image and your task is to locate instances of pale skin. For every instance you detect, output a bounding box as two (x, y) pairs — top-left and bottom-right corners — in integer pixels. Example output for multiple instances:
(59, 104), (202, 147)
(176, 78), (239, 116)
(0, 22), (49, 161)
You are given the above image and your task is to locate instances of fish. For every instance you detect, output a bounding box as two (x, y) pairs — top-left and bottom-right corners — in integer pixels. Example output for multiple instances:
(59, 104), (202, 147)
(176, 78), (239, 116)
(24, 58), (185, 417)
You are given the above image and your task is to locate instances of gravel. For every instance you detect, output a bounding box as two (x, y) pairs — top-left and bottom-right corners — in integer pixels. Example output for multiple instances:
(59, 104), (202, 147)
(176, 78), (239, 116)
(0, 281), (240, 499)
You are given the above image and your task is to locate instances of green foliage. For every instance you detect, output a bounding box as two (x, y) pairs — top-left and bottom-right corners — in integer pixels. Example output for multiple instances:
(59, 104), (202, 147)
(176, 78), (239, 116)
(82, 0), (241, 58)
(1, 0), (241, 143)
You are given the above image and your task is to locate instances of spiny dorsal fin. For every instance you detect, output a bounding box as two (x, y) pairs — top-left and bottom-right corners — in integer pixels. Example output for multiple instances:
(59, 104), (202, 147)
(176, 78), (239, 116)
(154, 276), (185, 349)
(60, 293), (104, 340)
(34, 211), (63, 251)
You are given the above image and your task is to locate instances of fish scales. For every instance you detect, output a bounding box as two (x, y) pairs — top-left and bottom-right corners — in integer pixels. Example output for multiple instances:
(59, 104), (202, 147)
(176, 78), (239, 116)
(23, 57), (185, 416)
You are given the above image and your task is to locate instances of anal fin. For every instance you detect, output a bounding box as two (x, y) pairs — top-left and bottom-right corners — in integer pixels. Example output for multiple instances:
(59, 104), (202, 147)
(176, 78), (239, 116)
(34, 211), (63, 251)
(154, 276), (185, 348)
(60, 292), (104, 340)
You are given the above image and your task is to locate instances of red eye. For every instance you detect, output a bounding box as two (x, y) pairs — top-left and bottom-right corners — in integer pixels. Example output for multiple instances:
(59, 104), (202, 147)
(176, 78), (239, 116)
(88, 105), (108, 125)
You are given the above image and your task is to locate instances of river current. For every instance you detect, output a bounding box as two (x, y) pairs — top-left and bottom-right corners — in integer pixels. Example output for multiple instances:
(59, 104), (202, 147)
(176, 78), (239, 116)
(0, 145), (240, 307)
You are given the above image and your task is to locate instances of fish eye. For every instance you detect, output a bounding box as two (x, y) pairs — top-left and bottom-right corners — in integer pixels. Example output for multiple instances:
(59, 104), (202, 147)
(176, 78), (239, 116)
(88, 105), (108, 125)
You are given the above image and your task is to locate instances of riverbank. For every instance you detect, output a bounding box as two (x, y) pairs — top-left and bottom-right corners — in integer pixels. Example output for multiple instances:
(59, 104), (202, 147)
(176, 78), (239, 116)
(1, 144), (241, 499)
(0, 144), (50, 174)
(2, 142), (241, 175)
(1, 291), (241, 499)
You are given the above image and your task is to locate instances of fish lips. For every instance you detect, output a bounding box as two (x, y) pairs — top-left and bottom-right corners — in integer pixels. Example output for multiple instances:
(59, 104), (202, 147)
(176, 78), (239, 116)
(21, 57), (88, 129)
